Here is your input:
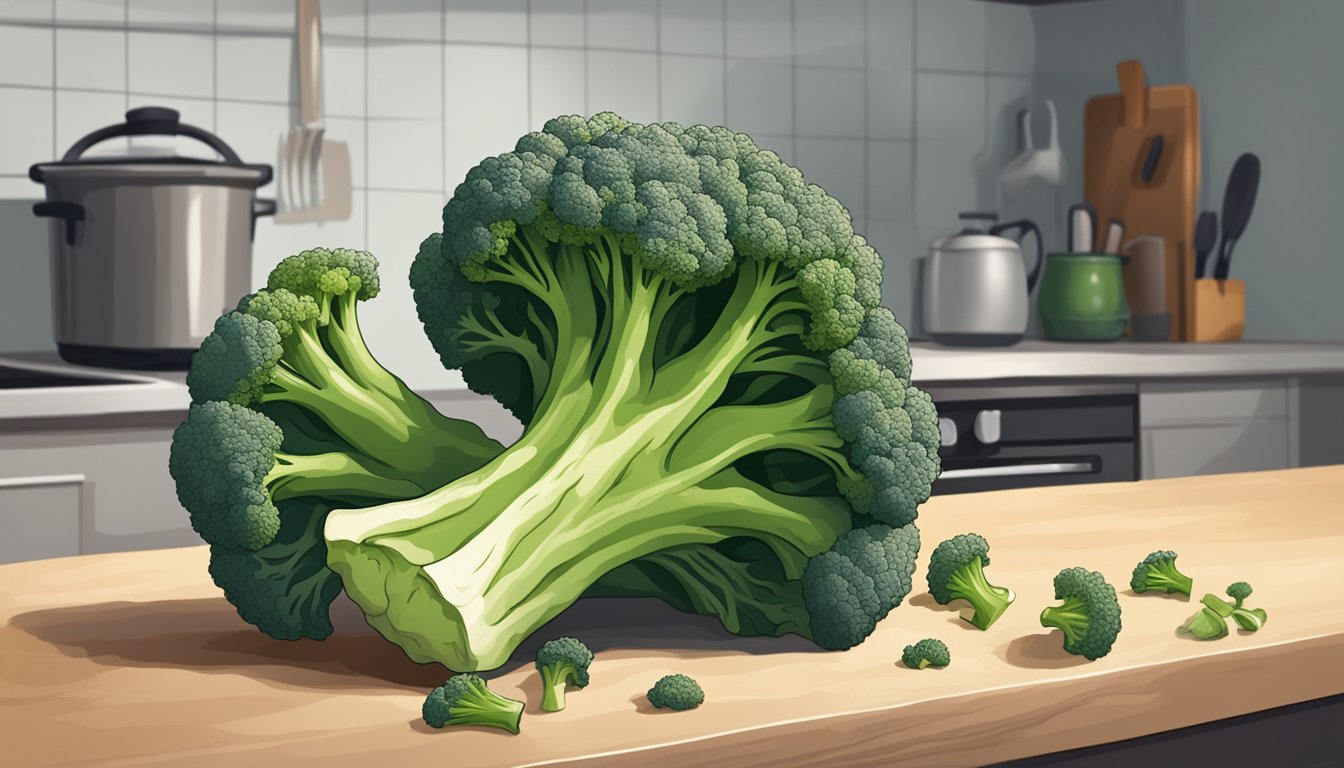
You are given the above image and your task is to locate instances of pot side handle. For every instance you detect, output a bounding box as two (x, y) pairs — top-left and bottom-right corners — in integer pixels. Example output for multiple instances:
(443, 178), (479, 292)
(33, 201), (85, 246)
(252, 197), (277, 240)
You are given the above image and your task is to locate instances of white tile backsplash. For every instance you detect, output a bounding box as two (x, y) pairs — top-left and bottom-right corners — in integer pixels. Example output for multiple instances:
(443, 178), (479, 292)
(54, 0), (122, 24)
(53, 89), (123, 160)
(367, 0), (442, 42)
(794, 0), (863, 69)
(367, 41), (442, 119)
(868, 139), (913, 223)
(323, 0), (367, 38)
(660, 54), (725, 127)
(914, 0), (988, 73)
(915, 72), (987, 229)
(529, 46), (585, 129)
(444, 44), (528, 187)
(530, 0), (585, 48)
(726, 0), (790, 61)
(56, 28), (125, 90)
(794, 136), (865, 220)
(866, 0), (911, 73)
(367, 118), (443, 191)
(0, 23), (54, 88)
(127, 0), (212, 31)
(215, 99), (290, 187)
(587, 50), (658, 124)
(128, 31), (212, 98)
(323, 38), (366, 117)
(216, 34), (291, 104)
(660, 0), (724, 57)
(795, 67), (864, 137)
(324, 116), (365, 188)
(216, 0), (291, 34)
(725, 59), (791, 135)
(0, 86), (54, 173)
(587, 0), (656, 52)
(1, 0), (54, 23)
(986, 2), (1035, 75)
(444, 0), (527, 45)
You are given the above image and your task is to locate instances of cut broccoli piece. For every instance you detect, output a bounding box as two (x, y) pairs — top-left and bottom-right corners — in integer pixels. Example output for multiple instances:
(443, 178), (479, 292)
(925, 533), (1015, 630)
(901, 638), (950, 669)
(1224, 582), (1268, 631)
(422, 674), (524, 733)
(1039, 567), (1122, 660)
(535, 636), (594, 712)
(647, 674), (704, 711)
(1129, 550), (1193, 597)
(1180, 606), (1230, 640)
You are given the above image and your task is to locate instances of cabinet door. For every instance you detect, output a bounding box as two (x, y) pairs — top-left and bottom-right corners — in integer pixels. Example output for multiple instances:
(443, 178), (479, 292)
(1142, 421), (1290, 480)
(0, 475), (84, 564)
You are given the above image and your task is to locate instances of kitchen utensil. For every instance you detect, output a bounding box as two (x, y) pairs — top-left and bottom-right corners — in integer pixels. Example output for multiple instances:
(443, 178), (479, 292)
(1212, 152), (1261, 280)
(1102, 218), (1126, 254)
(1067, 202), (1096, 252)
(1140, 134), (1164, 183)
(1123, 236), (1169, 340)
(999, 100), (1065, 200)
(1085, 58), (1199, 340)
(276, 0), (351, 223)
(1193, 210), (1217, 278)
(922, 212), (1044, 346)
(29, 106), (274, 369)
(1037, 251), (1130, 341)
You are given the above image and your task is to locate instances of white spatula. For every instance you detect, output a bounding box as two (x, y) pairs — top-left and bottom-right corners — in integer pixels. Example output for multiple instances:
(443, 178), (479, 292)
(277, 0), (350, 223)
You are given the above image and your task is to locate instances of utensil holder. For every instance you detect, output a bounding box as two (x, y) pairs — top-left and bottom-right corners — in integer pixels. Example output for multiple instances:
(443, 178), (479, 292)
(1191, 278), (1245, 342)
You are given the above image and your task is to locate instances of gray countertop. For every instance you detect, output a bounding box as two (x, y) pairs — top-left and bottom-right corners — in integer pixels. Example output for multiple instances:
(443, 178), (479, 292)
(4, 340), (1344, 422)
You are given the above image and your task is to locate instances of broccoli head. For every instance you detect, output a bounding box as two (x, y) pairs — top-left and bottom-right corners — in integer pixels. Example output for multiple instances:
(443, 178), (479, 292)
(1039, 567), (1122, 660)
(174, 114), (940, 673)
(901, 638), (950, 669)
(647, 674), (704, 711)
(422, 674), (524, 733)
(925, 533), (1015, 630)
(1183, 582), (1266, 637)
(535, 636), (594, 712)
(1130, 550), (1193, 597)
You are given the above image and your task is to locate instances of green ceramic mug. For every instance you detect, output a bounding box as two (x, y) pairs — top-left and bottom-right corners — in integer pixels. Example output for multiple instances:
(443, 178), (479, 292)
(1037, 252), (1130, 341)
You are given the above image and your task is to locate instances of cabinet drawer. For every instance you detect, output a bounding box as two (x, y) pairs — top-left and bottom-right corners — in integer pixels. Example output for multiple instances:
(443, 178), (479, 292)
(1140, 380), (1287, 427)
(1141, 422), (1289, 480)
(0, 475), (83, 564)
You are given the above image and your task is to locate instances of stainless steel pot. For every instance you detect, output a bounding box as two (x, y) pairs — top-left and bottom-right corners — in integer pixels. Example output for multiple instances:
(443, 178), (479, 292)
(30, 106), (275, 369)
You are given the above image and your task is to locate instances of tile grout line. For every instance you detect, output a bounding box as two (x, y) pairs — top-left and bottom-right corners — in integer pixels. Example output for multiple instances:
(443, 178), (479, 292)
(910, 0), (919, 237)
(440, 0), (447, 199)
(721, 0), (728, 125)
(49, 0), (55, 159)
(862, 0), (870, 230)
(363, 0), (369, 250)
(582, 0), (589, 115)
(122, 0), (129, 117)
(211, 0), (218, 133)
(525, 0), (532, 130)
(789, 0), (796, 161)
(655, 0), (662, 121)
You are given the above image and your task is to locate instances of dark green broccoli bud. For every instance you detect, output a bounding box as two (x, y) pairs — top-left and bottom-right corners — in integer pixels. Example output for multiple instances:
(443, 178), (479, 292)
(422, 674), (524, 733)
(535, 636), (594, 712)
(901, 638), (950, 669)
(926, 533), (1015, 630)
(1180, 606), (1230, 640)
(187, 312), (282, 406)
(802, 523), (920, 650)
(1224, 582), (1267, 631)
(1040, 567), (1122, 660)
(1129, 550), (1193, 597)
(647, 674), (704, 711)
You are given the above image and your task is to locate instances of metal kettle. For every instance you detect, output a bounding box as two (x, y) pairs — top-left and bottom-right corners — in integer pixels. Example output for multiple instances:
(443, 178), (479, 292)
(921, 212), (1043, 346)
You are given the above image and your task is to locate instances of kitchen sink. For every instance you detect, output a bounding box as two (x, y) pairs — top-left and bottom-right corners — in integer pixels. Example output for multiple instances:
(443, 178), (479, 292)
(0, 362), (151, 389)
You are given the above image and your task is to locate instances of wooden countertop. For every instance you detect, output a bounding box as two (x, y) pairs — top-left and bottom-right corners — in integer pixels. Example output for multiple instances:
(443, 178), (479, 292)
(3, 467), (1343, 767)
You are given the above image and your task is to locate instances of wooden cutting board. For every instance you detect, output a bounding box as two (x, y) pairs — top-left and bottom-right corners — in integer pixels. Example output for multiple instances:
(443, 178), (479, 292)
(1085, 60), (1200, 340)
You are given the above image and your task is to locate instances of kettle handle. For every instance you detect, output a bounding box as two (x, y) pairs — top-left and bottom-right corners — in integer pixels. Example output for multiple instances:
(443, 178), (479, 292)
(989, 219), (1044, 290)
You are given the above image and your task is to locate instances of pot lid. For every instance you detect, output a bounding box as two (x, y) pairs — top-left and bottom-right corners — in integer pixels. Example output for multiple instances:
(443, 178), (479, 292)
(30, 106), (272, 187)
(931, 232), (1020, 252)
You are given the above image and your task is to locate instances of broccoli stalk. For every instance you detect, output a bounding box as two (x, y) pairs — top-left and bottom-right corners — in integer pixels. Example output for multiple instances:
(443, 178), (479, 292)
(422, 674), (524, 733)
(535, 637), (593, 712)
(1039, 567), (1123, 660)
(1226, 582), (1268, 631)
(926, 534), (1015, 630)
(901, 638), (950, 669)
(1130, 550), (1193, 597)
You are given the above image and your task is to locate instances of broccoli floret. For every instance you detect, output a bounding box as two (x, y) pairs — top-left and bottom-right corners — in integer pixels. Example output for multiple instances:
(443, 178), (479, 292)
(1224, 582), (1268, 631)
(901, 638), (950, 669)
(1039, 567), (1122, 660)
(175, 114), (940, 673)
(422, 674), (524, 733)
(647, 674), (704, 711)
(1180, 606), (1230, 640)
(1130, 550), (1193, 597)
(535, 636), (594, 712)
(925, 533), (1015, 630)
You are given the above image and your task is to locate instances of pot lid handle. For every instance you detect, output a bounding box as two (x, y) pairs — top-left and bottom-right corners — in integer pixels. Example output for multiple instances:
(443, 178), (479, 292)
(57, 106), (246, 165)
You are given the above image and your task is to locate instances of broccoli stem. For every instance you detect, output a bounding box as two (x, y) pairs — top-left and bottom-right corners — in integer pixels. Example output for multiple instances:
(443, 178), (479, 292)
(539, 664), (572, 712)
(1040, 597), (1091, 647)
(265, 451), (430, 502)
(1145, 561), (1194, 596)
(947, 557), (1015, 631)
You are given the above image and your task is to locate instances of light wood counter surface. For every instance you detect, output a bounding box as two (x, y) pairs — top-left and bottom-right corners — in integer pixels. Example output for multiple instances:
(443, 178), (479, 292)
(3, 466), (1342, 767)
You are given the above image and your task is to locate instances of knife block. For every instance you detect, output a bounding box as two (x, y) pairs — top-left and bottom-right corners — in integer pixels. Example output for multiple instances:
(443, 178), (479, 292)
(1191, 279), (1245, 342)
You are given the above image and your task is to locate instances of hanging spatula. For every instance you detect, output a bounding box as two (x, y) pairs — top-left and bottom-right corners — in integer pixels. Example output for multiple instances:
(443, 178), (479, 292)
(277, 0), (351, 223)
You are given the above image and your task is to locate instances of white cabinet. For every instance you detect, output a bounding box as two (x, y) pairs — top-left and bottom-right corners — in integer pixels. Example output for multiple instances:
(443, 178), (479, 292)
(1139, 378), (1295, 480)
(0, 474), (84, 564)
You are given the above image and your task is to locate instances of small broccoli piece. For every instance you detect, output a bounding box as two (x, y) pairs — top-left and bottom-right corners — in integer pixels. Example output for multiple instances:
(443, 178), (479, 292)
(422, 674), (524, 733)
(647, 674), (704, 711)
(535, 636), (594, 712)
(901, 638), (950, 669)
(1039, 567), (1122, 660)
(1224, 582), (1268, 632)
(925, 533), (1015, 630)
(1180, 606), (1230, 640)
(1129, 550), (1193, 597)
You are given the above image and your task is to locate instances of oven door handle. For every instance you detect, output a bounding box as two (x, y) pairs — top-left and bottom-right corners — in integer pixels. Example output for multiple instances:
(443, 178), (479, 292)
(939, 461), (1094, 480)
